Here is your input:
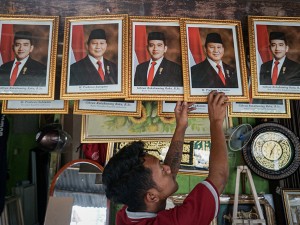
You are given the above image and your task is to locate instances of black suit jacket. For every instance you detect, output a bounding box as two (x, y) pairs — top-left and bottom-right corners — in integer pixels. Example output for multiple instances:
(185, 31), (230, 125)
(191, 58), (238, 88)
(69, 56), (118, 86)
(260, 57), (300, 86)
(0, 57), (47, 86)
(134, 58), (183, 86)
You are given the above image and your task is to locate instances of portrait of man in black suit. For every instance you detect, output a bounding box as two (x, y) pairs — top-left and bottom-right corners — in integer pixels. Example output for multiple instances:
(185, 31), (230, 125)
(191, 32), (238, 88)
(69, 29), (118, 86)
(134, 32), (183, 87)
(0, 31), (47, 86)
(259, 31), (300, 86)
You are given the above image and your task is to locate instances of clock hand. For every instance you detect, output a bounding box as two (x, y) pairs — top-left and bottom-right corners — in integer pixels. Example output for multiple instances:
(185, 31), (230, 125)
(269, 143), (276, 158)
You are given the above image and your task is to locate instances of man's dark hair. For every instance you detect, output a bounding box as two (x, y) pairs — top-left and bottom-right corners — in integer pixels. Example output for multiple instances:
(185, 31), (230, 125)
(147, 32), (166, 45)
(87, 29), (106, 44)
(102, 141), (156, 211)
(205, 32), (223, 47)
(14, 31), (33, 45)
(269, 31), (287, 45)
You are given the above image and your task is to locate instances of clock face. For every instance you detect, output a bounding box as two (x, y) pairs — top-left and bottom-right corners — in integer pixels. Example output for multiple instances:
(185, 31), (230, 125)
(242, 123), (300, 180)
(252, 132), (292, 171)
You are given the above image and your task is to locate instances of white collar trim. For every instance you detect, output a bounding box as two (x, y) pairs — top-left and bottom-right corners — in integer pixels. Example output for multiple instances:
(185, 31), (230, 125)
(126, 208), (157, 219)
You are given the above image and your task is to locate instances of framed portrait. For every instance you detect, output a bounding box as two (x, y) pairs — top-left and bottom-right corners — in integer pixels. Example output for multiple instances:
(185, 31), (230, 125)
(0, 15), (59, 100)
(281, 189), (300, 225)
(2, 100), (69, 114)
(109, 140), (210, 176)
(249, 16), (300, 100)
(229, 99), (291, 118)
(81, 101), (230, 143)
(158, 101), (209, 118)
(73, 99), (142, 116)
(180, 18), (249, 102)
(127, 16), (184, 101)
(170, 195), (276, 225)
(60, 15), (128, 100)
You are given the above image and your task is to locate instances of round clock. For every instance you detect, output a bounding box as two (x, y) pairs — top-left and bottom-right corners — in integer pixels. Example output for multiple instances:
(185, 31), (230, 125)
(242, 122), (300, 180)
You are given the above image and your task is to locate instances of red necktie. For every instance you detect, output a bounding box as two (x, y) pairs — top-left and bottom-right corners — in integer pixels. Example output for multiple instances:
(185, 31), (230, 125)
(97, 61), (105, 82)
(147, 62), (156, 86)
(272, 61), (280, 85)
(216, 64), (226, 85)
(10, 61), (21, 86)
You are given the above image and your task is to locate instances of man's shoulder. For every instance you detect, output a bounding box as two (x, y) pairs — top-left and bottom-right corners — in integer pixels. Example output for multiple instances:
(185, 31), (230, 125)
(27, 57), (46, 69)
(261, 60), (272, 67)
(70, 56), (90, 69)
(162, 58), (180, 67)
(285, 57), (300, 66)
(104, 58), (117, 67)
(222, 62), (235, 71)
(191, 59), (208, 70)
(137, 60), (150, 67)
(0, 60), (14, 68)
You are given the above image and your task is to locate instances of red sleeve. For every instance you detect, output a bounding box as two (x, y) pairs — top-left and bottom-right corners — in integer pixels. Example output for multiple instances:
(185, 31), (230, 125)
(155, 179), (219, 225)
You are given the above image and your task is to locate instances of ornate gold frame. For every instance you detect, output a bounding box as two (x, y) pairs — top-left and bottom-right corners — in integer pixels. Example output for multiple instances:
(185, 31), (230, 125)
(81, 101), (231, 143)
(127, 16), (184, 101)
(180, 18), (249, 102)
(2, 100), (69, 114)
(281, 188), (300, 225)
(60, 14), (128, 100)
(0, 15), (59, 100)
(249, 16), (300, 100)
(157, 101), (209, 118)
(108, 141), (210, 176)
(228, 99), (291, 118)
(73, 100), (142, 116)
(171, 194), (276, 225)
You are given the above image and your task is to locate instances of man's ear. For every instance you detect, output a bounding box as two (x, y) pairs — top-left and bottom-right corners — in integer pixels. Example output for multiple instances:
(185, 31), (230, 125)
(164, 45), (168, 53)
(145, 189), (160, 203)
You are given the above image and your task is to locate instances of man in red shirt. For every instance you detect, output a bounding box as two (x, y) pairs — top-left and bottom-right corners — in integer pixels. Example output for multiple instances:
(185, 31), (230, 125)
(103, 91), (229, 225)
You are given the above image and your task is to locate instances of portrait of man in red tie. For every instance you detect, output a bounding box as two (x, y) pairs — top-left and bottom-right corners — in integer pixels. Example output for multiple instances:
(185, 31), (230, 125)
(69, 28), (118, 86)
(0, 31), (47, 86)
(133, 31), (183, 87)
(259, 31), (300, 86)
(191, 32), (238, 89)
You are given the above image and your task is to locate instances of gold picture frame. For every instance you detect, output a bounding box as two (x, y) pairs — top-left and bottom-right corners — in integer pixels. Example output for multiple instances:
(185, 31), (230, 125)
(249, 16), (300, 100)
(108, 140), (210, 176)
(73, 99), (142, 117)
(127, 16), (184, 101)
(229, 99), (291, 118)
(170, 194), (276, 225)
(0, 14), (59, 100)
(281, 188), (300, 225)
(60, 14), (128, 100)
(157, 101), (209, 118)
(81, 101), (230, 143)
(180, 18), (249, 102)
(2, 100), (69, 114)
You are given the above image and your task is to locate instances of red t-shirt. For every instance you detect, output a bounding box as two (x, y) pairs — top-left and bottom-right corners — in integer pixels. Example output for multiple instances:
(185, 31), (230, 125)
(116, 179), (219, 225)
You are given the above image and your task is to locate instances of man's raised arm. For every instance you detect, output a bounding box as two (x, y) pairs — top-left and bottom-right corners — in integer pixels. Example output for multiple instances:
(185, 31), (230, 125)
(164, 101), (195, 177)
(207, 91), (229, 195)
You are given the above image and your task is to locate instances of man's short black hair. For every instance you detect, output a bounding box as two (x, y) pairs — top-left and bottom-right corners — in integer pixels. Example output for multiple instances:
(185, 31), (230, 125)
(269, 31), (287, 44)
(148, 32), (166, 45)
(14, 31), (33, 45)
(88, 29), (106, 44)
(205, 32), (223, 47)
(102, 141), (156, 211)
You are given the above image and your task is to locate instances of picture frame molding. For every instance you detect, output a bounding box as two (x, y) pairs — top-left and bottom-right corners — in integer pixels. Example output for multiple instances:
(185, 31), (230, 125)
(60, 14), (128, 100)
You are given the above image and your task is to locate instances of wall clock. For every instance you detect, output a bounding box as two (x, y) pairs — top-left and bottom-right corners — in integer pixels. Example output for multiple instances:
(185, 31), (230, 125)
(242, 122), (300, 180)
